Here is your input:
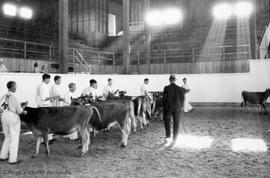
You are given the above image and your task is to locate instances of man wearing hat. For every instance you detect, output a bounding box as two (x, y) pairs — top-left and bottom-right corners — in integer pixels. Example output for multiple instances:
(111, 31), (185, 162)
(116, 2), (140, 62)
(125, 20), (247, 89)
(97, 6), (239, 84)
(162, 74), (185, 144)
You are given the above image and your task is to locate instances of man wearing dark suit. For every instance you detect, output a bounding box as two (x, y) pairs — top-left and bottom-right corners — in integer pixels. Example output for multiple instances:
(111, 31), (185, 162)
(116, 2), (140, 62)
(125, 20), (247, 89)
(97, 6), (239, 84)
(162, 75), (185, 143)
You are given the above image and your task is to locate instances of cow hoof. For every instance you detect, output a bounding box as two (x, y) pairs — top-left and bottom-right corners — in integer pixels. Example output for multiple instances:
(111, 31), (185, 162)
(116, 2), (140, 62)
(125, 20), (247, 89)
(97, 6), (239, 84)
(78, 144), (82, 149)
(31, 155), (38, 159)
(120, 143), (126, 148)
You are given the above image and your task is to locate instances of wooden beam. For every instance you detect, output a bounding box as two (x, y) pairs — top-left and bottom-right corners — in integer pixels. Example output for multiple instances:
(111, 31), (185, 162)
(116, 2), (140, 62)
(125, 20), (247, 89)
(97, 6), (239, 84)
(122, 0), (130, 74)
(144, 0), (151, 74)
(59, 0), (69, 73)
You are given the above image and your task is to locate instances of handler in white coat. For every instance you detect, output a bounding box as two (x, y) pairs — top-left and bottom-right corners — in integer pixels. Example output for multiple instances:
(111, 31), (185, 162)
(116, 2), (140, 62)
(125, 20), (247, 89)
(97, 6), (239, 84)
(182, 78), (194, 113)
(0, 81), (27, 164)
(62, 83), (78, 140)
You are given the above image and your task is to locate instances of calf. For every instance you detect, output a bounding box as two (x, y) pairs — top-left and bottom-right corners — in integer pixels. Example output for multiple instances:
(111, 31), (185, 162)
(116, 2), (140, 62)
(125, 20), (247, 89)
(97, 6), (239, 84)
(241, 89), (270, 114)
(20, 106), (95, 157)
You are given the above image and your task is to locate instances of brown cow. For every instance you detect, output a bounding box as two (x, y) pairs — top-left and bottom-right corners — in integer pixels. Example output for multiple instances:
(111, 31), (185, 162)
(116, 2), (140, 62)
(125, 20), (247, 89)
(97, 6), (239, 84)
(241, 89), (270, 115)
(20, 106), (95, 157)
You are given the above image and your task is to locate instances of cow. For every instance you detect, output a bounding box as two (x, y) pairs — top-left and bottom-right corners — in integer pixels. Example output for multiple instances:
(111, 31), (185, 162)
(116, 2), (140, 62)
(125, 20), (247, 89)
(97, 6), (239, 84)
(241, 89), (270, 115)
(72, 96), (137, 133)
(20, 105), (96, 157)
(150, 92), (164, 120)
(86, 101), (132, 147)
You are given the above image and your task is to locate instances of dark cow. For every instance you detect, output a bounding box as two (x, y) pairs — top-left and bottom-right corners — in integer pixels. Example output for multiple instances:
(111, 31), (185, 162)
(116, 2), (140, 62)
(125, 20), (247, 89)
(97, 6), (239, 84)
(20, 106), (95, 157)
(150, 91), (163, 120)
(241, 89), (270, 115)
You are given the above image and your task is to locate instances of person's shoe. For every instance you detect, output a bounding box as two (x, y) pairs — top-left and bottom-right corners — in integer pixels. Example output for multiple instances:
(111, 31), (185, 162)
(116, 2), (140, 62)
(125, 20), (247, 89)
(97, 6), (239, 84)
(9, 160), (23, 165)
(164, 137), (172, 145)
(190, 108), (195, 112)
(0, 158), (8, 162)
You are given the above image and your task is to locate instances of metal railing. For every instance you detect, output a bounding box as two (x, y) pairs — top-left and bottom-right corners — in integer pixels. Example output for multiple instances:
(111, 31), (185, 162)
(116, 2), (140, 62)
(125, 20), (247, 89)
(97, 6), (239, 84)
(130, 45), (251, 64)
(0, 37), (54, 60)
(70, 46), (115, 65)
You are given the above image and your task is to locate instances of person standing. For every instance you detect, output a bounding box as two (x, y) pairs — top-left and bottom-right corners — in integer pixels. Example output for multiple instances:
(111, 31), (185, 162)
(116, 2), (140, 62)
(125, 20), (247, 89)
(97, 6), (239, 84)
(162, 75), (185, 144)
(62, 83), (78, 140)
(36, 74), (58, 143)
(140, 78), (152, 101)
(182, 78), (194, 113)
(0, 81), (27, 164)
(34, 63), (40, 73)
(0, 58), (9, 72)
(103, 78), (119, 99)
(36, 74), (58, 107)
(82, 79), (100, 100)
(50, 75), (63, 107)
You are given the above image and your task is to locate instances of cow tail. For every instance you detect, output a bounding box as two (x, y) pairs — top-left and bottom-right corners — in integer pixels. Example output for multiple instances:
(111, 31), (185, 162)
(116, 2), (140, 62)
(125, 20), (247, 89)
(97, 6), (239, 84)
(91, 106), (102, 123)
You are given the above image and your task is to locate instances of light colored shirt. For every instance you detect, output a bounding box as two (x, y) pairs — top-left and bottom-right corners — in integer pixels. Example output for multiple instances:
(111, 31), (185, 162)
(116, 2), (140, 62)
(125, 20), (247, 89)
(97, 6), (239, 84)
(103, 84), (115, 98)
(140, 83), (149, 96)
(34, 67), (40, 73)
(82, 87), (100, 99)
(50, 84), (62, 107)
(0, 92), (23, 115)
(63, 91), (77, 106)
(36, 83), (51, 107)
(182, 84), (190, 90)
(0, 64), (8, 72)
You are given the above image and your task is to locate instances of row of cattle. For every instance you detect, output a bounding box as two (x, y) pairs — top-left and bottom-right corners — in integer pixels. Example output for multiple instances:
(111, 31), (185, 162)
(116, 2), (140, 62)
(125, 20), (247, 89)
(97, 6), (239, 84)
(17, 88), (270, 158)
(20, 92), (164, 158)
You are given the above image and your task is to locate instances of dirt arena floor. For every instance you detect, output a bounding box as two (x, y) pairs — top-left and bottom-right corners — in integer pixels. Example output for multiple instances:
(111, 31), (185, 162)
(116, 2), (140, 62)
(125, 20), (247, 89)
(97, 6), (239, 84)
(0, 107), (270, 178)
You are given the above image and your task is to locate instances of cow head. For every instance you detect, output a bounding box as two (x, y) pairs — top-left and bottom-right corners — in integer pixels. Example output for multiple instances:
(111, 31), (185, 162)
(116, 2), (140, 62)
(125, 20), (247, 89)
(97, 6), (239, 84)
(119, 90), (127, 98)
(71, 96), (93, 105)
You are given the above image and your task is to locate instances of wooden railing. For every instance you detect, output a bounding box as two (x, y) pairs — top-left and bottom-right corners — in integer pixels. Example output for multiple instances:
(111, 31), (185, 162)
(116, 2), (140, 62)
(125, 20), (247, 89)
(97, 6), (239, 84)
(0, 37), (55, 60)
(130, 45), (251, 65)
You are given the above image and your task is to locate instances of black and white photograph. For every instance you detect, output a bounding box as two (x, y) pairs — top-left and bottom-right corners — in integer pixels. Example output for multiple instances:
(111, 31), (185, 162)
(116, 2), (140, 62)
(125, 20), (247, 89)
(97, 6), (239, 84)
(0, 0), (269, 177)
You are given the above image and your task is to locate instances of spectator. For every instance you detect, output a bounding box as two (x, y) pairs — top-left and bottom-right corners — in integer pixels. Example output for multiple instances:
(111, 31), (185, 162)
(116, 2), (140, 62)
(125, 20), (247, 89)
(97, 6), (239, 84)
(182, 78), (194, 113)
(41, 64), (49, 74)
(34, 63), (40, 73)
(0, 58), (9, 73)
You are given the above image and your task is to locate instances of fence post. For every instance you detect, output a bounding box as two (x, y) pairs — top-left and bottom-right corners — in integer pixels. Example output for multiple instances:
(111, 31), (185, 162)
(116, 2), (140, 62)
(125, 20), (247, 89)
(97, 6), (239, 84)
(222, 47), (225, 61)
(113, 53), (115, 73)
(24, 42), (27, 59)
(137, 51), (140, 65)
(49, 45), (52, 60)
(97, 52), (100, 64)
(192, 48), (195, 62)
(72, 48), (75, 63)
(164, 50), (166, 64)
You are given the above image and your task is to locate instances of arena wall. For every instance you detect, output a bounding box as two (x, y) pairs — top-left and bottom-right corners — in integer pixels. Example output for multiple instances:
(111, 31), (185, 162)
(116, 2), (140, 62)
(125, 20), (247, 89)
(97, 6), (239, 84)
(0, 60), (269, 107)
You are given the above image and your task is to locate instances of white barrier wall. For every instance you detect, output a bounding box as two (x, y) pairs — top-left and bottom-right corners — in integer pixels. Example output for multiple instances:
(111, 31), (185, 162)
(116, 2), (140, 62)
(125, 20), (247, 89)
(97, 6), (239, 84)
(0, 60), (269, 107)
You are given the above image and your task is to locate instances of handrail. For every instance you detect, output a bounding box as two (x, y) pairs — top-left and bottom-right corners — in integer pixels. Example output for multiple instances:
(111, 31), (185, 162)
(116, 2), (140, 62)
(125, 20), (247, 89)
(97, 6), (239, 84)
(259, 22), (270, 59)
(73, 48), (89, 73)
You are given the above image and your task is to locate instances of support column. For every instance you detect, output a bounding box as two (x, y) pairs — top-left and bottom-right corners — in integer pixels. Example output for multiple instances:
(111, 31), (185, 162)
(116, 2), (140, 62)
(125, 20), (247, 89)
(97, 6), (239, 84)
(144, 0), (151, 74)
(123, 0), (130, 74)
(59, 0), (69, 73)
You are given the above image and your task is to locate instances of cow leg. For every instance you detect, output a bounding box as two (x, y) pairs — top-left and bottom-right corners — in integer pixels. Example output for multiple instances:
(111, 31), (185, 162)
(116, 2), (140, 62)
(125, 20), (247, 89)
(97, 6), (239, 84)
(79, 128), (90, 157)
(42, 133), (50, 156)
(260, 103), (267, 115)
(120, 116), (131, 148)
(142, 112), (147, 127)
(32, 137), (42, 158)
(137, 116), (143, 130)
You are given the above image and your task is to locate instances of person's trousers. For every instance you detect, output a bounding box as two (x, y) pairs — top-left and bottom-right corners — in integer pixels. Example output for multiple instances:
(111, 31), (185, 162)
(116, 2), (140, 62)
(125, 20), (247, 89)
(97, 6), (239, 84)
(0, 111), (21, 163)
(184, 94), (193, 112)
(163, 110), (181, 140)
